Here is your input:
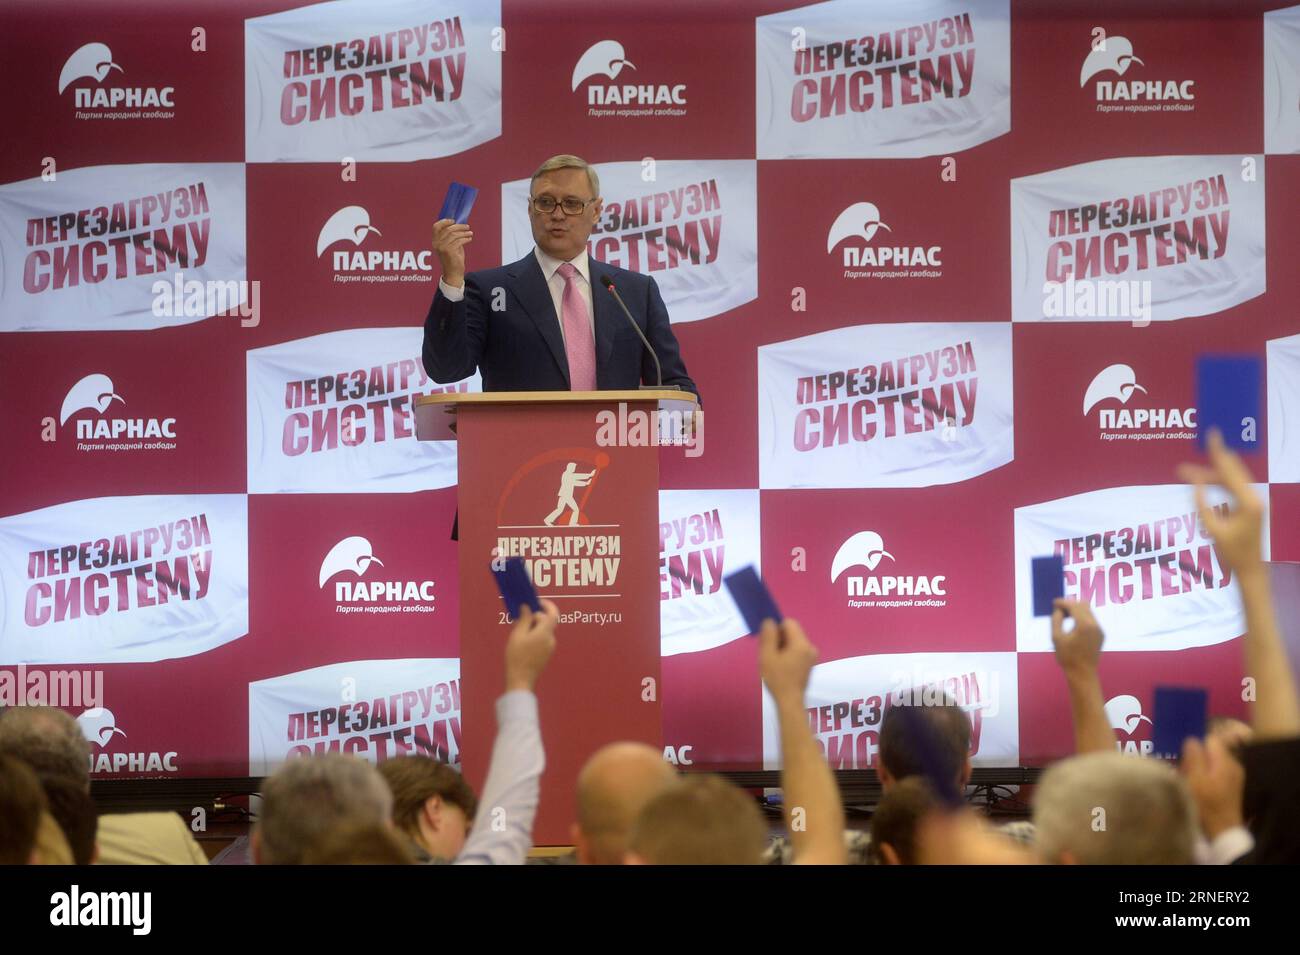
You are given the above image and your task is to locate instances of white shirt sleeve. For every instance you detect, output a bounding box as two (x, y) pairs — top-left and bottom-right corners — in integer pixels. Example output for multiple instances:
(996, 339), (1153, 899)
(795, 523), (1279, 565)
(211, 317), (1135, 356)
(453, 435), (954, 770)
(453, 690), (543, 865)
(439, 276), (465, 302)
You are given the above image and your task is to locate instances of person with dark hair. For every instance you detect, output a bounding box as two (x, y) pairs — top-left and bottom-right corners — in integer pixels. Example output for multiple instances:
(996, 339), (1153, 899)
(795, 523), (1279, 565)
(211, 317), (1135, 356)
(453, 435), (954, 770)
(378, 756), (478, 862)
(41, 776), (98, 865)
(0, 754), (47, 865)
(877, 692), (973, 795)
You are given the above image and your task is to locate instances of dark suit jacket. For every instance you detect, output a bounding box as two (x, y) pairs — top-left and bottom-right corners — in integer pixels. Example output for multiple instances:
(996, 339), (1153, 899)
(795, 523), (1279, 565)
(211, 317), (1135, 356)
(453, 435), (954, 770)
(421, 251), (699, 400)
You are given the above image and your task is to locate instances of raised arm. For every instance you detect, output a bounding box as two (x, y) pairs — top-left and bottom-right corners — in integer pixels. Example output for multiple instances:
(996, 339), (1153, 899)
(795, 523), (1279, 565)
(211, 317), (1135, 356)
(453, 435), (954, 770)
(1178, 430), (1300, 739)
(759, 618), (847, 865)
(1050, 598), (1114, 755)
(422, 217), (484, 384)
(455, 600), (558, 865)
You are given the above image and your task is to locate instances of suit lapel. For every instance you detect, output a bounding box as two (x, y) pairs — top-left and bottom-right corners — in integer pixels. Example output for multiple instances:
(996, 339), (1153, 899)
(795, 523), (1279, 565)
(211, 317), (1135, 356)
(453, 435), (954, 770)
(588, 257), (618, 374)
(506, 253), (569, 386)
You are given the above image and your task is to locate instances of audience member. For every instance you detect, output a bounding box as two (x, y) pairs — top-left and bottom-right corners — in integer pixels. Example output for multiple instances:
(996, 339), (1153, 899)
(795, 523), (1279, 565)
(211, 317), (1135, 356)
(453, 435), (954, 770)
(378, 598), (558, 864)
(878, 692), (972, 795)
(757, 616), (848, 864)
(626, 775), (767, 865)
(254, 753), (393, 865)
(0, 705), (208, 865)
(1180, 430), (1300, 862)
(1033, 750), (1198, 864)
(572, 742), (676, 865)
(379, 755), (477, 862)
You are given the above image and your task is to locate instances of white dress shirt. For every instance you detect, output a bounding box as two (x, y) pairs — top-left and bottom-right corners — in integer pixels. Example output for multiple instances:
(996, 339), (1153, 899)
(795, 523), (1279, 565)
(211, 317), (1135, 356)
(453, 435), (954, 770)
(437, 247), (596, 344)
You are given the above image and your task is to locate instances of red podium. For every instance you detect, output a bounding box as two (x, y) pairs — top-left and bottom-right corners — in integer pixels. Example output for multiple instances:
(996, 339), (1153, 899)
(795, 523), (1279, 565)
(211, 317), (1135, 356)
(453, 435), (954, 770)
(414, 390), (698, 845)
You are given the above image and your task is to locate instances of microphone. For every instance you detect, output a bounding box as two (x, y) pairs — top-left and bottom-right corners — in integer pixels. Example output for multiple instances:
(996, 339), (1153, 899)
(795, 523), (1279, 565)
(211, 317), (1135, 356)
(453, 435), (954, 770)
(600, 274), (679, 390)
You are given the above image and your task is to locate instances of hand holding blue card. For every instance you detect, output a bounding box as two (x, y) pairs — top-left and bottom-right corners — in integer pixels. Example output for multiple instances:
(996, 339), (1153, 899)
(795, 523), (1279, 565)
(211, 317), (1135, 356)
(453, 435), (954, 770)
(1031, 555), (1065, 617)
(1195, 354), (1261, 452)
(438, 181), (478, 224)
(491, 556), (541, 616)
(724, 565), (782, 635)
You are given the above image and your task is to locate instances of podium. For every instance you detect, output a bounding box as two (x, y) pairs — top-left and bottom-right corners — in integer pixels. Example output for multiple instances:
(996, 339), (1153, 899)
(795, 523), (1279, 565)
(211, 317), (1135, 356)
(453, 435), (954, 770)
(413, 389), (698, 845)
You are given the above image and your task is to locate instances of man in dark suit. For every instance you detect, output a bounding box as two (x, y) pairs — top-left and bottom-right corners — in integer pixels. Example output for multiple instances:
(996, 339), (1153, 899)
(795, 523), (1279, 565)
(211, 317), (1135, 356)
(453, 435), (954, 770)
(422, 155), (698, 399)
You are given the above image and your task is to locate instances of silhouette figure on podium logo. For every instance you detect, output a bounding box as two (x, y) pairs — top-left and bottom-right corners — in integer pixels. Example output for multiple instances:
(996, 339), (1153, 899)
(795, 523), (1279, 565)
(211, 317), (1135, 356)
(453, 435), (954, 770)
(544, 462), (597, 526)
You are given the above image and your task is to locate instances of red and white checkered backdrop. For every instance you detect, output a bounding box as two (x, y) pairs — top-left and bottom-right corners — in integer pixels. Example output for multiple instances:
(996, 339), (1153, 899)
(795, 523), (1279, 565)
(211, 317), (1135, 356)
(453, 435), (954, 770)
(2, 0), (1299, 779)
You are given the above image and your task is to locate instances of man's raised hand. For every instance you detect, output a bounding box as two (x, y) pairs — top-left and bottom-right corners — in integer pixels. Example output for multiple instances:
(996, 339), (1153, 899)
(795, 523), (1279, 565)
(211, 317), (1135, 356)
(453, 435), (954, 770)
(432, 217), (473, 289)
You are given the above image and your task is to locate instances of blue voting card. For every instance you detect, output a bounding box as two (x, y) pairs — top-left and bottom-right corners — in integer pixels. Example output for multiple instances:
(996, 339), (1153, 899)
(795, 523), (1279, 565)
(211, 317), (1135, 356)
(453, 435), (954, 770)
(1031, 555), (1065, 617)
(1152, 686), (1208, 759)
(724, 565), (782, 635)
(1195, 355), (1261, 452)
(491, 556), (541, 616)
(438, 181), (478, 224)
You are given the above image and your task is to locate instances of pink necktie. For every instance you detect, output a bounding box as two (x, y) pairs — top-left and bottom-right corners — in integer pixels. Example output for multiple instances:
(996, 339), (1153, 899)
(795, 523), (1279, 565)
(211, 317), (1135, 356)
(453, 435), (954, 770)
(557, 262), (597, 391)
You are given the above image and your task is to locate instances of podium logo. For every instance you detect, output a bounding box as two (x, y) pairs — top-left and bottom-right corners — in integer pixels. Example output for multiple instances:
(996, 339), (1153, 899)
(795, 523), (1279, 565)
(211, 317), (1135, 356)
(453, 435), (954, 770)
(1083, 363), (1195, 440)
(543, 462), (598, 527)
(828, 202), (942, 279)
(55, 373), (178, 452)
(832, 531), (947, 609)
(319, 536), (435, 614)
(574, 39), (687, 116)
(1105, 693), (1154, 756)
(1081, 34), (1195, 111)
(317, 206), (433, 282)
(495, 451), (623, 600)
(59, 41), (176, 118)
(78, 707), (179, 775)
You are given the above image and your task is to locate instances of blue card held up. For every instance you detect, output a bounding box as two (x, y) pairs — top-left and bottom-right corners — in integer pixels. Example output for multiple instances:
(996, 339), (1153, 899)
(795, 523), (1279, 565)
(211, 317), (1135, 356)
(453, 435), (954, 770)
(724, 565), (782, 635)
(1195, 355), (1261, 452)
(1031, 555), (1065, 617)
(1152, 686), (1208, 759)
(491, 556), (541, 616)
(438, 181), (478, 224)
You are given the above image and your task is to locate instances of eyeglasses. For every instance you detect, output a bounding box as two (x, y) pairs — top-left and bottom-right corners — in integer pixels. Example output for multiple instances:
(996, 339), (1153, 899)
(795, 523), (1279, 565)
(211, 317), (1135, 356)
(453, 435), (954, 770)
(530, 195), (597, 216)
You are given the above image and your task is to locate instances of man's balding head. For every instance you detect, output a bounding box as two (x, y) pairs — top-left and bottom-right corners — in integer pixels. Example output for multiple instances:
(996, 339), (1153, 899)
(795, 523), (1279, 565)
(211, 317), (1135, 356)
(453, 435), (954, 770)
(573, 742), (676, 865)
